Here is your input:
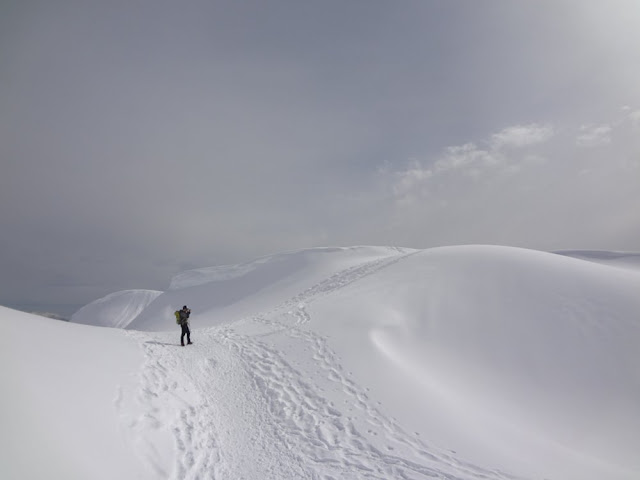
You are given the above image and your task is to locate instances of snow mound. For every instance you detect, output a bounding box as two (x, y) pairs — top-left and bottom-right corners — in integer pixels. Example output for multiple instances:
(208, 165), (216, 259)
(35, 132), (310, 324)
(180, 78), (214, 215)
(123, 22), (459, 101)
(0, 306), (144, 480)
(556, 249), (640, 271)
(311, 245), (640, 479)
(129, 246), (415, 331)
(71, 289), (162, 328)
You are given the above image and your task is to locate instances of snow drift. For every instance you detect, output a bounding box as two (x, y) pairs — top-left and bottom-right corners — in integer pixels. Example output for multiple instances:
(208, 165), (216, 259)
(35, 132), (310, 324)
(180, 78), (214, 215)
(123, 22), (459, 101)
(1, 307), (144, 480)
(310, 246), (640, 478)
(72, 289), (162, 328)
(556, 249), (640, 271)
(4, 245), (640, 480)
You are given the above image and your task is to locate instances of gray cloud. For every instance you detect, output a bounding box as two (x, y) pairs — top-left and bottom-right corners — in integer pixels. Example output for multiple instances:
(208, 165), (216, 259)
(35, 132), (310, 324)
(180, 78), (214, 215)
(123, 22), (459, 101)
(491, 124), (555, 149)
(371, 114), (640, 252)
(628, 110), (640, 129)
(2, 0), (640, 315)
(576, 125), (612, 148)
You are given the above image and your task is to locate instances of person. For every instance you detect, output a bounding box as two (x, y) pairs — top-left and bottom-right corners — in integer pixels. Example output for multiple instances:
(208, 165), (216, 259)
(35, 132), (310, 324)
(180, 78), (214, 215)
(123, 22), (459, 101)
(179, 305), (192, 346)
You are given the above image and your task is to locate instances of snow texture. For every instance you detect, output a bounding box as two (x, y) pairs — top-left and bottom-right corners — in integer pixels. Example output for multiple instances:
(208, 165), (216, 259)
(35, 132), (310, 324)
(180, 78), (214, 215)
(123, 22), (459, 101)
(72, 289), (163, 328)
(2, 245), (640, 480)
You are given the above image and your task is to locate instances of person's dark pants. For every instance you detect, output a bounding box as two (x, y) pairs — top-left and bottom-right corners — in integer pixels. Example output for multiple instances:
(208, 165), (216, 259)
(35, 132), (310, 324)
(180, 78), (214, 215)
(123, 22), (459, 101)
(181, 323), (191, 346)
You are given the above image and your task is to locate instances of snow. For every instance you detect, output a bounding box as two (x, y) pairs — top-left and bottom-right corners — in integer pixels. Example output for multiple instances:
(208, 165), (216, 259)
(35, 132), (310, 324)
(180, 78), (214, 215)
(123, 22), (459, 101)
(3, 245), (640, 480)
(0, 307), (146, 480)
(130, 246), (415, 332)
(555, 250), (640, 272)
(72, 289), (162, 328)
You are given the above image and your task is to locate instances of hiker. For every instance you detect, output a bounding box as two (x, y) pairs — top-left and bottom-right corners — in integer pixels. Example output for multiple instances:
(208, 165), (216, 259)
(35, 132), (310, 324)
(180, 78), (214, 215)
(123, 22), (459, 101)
(178, 305), (192, 346)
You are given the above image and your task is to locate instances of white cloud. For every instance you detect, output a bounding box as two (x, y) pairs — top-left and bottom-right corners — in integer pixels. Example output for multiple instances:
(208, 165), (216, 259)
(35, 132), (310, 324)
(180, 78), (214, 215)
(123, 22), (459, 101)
(629, 110), (640, 128)
(576, 124), (612, 147)
(375, 115), (640, 254)
(435, 143), (501, 173)
(389, 124), (554, 205)
(391, 160), (433, 204)
(391, 144), (495, 205)
(491, 124), (554, 149)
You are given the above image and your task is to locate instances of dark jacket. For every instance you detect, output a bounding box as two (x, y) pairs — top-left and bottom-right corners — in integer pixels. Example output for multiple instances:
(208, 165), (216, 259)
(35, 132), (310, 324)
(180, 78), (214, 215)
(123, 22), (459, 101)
(179, 308), (190, 325)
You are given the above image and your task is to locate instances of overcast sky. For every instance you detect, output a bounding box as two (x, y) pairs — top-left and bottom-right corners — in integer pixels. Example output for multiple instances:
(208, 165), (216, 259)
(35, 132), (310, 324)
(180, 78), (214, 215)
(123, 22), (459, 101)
(2, 0), (640, 316)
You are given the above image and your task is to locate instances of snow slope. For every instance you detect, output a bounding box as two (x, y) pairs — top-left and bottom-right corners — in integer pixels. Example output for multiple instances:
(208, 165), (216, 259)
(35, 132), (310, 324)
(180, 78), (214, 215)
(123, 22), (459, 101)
(129, 246), (415, 331)
(72, 289), (162, 328)
(3, 245), (640, 480)
(0, 307), (146, 480)
(556, 250), (640, 272)
(310, 246), (640, 479)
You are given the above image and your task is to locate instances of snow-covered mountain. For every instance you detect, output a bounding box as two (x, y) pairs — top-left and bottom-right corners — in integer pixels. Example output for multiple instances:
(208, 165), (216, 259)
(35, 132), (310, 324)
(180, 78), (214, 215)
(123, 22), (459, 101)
(3, 245), (640, 480)
(130, 246), (416, 331)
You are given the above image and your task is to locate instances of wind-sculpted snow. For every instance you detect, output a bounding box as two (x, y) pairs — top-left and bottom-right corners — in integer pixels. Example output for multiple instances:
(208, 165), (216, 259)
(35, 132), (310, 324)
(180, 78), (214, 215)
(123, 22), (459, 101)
(169, 247), (409, 290)
(120, 248), (525, 479)
(129, 246), (415, 331)
(311, 245), (640, 479)
(556, 249), (640, 271)
(3, 245), (640, 480)
(71, 289), (163, 328)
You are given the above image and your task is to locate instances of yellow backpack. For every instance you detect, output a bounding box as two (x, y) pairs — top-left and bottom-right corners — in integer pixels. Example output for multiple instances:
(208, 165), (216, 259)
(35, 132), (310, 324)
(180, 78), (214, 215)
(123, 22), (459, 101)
(175, 310), (181, 324)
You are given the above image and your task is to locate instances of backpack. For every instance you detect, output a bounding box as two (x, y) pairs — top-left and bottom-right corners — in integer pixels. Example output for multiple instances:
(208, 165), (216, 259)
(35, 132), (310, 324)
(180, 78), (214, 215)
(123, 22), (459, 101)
(175, 310), (181, 324)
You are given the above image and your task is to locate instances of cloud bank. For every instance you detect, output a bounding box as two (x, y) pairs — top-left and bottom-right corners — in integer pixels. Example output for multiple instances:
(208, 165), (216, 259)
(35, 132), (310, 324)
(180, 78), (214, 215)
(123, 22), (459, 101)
(374, 112), (640, 251)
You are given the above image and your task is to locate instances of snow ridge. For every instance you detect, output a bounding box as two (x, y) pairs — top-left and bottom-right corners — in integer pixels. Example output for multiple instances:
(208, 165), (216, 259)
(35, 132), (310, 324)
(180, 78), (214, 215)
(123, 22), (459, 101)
(122, 250), (523, 479)
(72, 289), (162, 328)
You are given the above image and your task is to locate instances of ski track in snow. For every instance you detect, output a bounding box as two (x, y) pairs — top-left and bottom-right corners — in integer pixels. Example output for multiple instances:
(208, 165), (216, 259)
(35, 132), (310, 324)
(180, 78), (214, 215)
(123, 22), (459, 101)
(122, 251), (525, 480)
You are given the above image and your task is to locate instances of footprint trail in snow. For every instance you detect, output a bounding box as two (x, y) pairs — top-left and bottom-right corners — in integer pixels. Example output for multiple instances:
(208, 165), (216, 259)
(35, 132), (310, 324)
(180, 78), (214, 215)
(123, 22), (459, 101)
(123, 252), (526, 480)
